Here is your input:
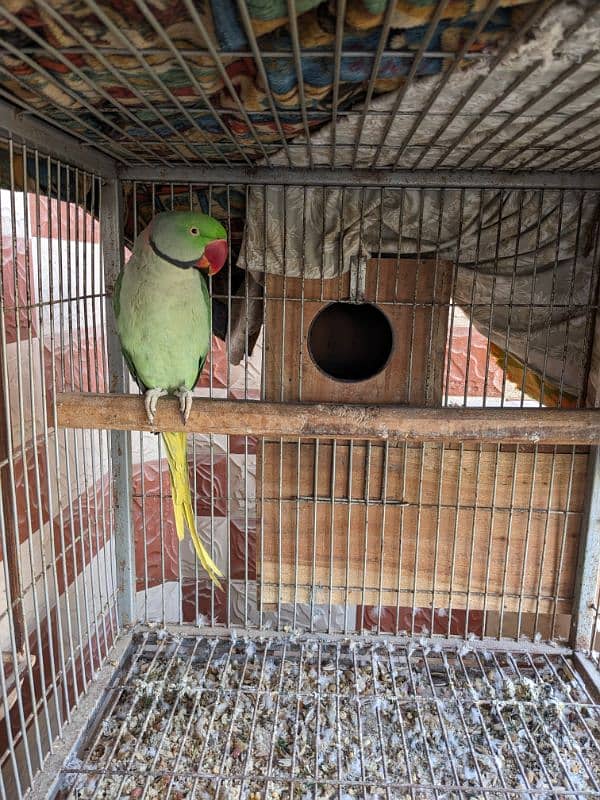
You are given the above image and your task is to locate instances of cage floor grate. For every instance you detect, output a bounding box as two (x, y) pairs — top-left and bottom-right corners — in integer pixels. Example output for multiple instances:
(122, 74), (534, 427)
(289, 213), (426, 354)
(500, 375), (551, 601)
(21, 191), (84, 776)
(56, 633), (600, 800)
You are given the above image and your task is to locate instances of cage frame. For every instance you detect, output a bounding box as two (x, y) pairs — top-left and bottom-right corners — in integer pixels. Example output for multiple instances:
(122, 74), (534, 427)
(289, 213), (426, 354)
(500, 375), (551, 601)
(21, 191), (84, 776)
(2, 90), (600, 799)
(3, 90), (600, 641)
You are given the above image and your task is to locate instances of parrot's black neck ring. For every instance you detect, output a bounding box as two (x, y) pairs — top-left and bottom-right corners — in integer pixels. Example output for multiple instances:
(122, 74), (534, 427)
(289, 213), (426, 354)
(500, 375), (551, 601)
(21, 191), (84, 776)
(149, 236), (199, 270)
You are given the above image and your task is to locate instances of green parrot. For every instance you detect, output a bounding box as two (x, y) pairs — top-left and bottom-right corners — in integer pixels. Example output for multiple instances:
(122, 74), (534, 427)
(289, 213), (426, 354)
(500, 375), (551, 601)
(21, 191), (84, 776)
(113, 210), (228, 587)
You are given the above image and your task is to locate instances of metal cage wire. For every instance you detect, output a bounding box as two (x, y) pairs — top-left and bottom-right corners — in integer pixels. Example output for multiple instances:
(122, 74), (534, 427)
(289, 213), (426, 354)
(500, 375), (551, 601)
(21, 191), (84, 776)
(0, 123), (598, 798)
(117, 177), (597, 646)
(0, 0), (599, 796)
(0, 133), (118, 799)
(53, 634), (600, 800)
(0, 0), (599, 170)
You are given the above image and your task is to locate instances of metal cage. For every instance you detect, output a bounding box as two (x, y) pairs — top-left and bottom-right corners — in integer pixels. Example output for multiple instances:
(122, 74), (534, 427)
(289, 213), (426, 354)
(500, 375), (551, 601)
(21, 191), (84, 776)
(0, 0), (600, 798)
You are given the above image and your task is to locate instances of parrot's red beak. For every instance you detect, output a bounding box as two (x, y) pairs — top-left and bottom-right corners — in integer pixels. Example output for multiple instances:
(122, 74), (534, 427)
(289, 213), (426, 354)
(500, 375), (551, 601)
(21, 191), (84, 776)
(197, 239), (228, 275)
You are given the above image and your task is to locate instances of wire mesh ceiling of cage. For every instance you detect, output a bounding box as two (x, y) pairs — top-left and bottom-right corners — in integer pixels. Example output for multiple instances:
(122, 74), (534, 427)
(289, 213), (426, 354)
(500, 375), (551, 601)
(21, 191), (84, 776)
(1, 0), (600, 172)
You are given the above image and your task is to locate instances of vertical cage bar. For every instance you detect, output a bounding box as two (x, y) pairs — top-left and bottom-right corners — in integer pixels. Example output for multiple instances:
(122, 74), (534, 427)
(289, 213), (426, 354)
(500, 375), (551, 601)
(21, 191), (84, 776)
(571, 447), (600, 651)
(100, 178), (134, 625)
(0, 304), (25, 654)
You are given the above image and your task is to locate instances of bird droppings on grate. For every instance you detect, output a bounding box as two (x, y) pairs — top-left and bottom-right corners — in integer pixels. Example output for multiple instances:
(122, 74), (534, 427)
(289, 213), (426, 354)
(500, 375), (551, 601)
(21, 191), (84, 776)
(56, 632), (600, 800)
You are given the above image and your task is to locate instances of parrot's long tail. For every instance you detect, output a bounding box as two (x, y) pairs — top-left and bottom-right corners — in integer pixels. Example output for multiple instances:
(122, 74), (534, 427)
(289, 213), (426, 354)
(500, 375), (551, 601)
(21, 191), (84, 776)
(162, 431), (223, 588)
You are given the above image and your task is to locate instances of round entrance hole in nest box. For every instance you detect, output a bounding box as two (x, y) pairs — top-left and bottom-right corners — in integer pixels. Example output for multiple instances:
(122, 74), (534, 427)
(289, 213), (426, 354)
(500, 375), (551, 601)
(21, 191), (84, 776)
(307, 302), (394, 382)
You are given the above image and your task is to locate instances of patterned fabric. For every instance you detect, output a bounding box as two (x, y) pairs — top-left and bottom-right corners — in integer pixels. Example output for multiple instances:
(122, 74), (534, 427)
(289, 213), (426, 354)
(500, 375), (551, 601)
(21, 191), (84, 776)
(2, 0), (541, 245)
(0, 0), (536, 162)
(225, 1), (600, 406)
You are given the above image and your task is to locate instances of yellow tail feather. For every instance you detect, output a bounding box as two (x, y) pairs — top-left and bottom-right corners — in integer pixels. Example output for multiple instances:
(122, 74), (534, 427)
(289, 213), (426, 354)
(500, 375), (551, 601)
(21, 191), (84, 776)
(162, 431), (223, 589)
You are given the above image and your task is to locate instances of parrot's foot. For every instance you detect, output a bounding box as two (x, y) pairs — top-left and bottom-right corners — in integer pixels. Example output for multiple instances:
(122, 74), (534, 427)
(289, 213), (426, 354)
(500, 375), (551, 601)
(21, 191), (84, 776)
(144, 388), (167, 424)
(175, 386), (193, 424)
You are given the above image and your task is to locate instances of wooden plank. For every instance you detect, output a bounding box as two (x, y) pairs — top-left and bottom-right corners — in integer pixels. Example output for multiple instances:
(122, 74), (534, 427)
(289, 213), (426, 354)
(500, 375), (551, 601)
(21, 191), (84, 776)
(259, 256), (453, 611)
(56, 392), (600, 444)
(258, 442), (587, 614)
(258, 499), (581, 614)
(260, 441), (588, 510)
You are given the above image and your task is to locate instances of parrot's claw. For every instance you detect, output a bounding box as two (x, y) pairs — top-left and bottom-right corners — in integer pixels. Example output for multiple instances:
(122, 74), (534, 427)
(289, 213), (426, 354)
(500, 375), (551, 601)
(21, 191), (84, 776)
(175, 386), (193, 424)
(144, 388), (167, 424)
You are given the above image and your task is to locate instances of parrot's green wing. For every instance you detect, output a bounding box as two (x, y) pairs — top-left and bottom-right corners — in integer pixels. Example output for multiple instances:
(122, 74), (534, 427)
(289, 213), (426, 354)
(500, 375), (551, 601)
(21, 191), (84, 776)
(113, 266), (210, 393)
(112, 268), (123, 320)
(112, 269), (148, 393)
(192, 353), (207, 391)
(190, 275), (211, 389)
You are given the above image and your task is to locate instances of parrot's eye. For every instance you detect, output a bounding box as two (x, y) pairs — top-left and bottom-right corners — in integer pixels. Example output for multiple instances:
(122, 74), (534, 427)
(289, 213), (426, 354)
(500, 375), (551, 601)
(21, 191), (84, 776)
(189, 226), (199, 237)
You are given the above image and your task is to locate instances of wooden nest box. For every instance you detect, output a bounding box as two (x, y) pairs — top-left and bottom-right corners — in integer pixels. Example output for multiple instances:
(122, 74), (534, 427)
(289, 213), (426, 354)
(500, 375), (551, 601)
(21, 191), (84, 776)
(257, 258), (585, 632)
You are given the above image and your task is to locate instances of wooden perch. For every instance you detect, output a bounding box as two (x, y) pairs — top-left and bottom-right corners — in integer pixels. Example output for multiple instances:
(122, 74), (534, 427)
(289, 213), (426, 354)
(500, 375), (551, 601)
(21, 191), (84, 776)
(56, 392), (600, 444)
